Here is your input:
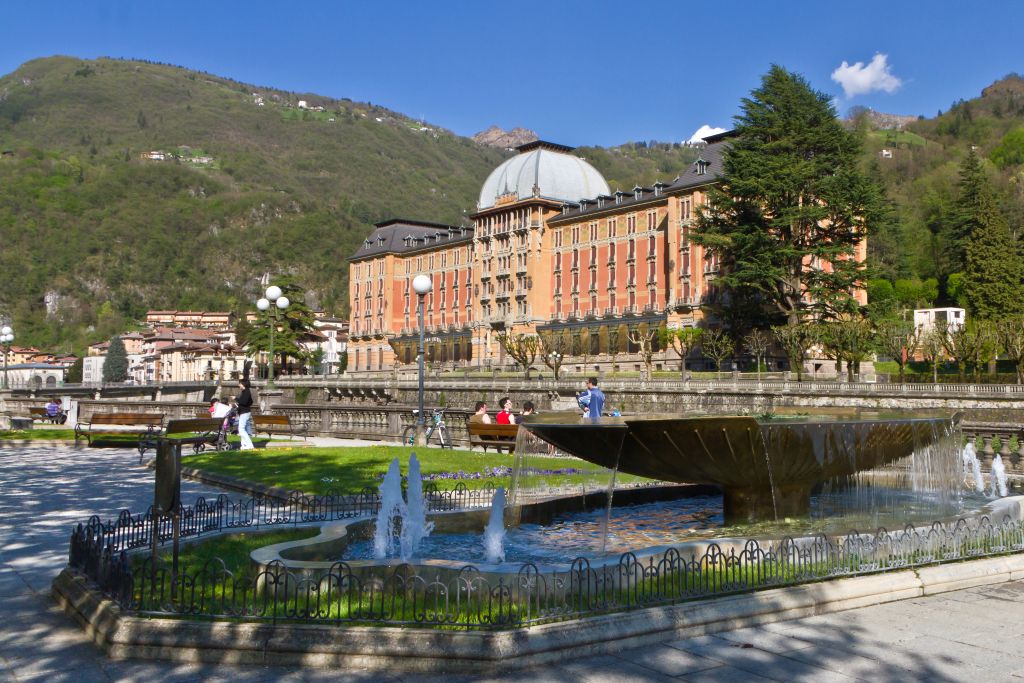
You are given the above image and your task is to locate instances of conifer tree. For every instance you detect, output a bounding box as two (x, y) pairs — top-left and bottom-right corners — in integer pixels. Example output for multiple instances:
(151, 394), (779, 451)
(949, 147), (988, 273)
(695, 66), (876, 325)
(102, 335), (129, 382)
(961, 186), (1024, 319)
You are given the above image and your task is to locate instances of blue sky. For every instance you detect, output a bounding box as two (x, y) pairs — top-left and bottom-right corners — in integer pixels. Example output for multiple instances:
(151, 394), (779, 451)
(3, 1), (1022, 146)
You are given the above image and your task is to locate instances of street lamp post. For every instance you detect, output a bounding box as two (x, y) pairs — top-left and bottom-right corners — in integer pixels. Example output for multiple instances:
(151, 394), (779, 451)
(256, 286), (290, 389)
(412, 274), (433, 446)
(0, 326), (12, 390)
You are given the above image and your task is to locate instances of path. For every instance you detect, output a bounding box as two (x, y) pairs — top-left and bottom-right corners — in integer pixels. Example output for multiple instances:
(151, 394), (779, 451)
(2, 443), (1024, 681)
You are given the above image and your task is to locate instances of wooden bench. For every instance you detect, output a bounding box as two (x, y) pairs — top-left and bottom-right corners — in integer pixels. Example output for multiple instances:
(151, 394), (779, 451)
(28, 406), (67, 424)
(467, 422), (519, 453)
(252, 414), (308, 440)
(75, 413), (165, 456)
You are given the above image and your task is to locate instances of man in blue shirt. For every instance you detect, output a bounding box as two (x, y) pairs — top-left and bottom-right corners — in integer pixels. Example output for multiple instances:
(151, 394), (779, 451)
(585, 377), (604, 420)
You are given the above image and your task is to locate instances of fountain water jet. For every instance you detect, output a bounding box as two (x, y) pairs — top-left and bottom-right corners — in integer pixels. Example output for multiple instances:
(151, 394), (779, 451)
(990, 455), (1008, 498)
(483, 487), (506, 563)
(962, 442), (985, 493)
(373, 458), (406, 559)
(373, 454), (433, 561)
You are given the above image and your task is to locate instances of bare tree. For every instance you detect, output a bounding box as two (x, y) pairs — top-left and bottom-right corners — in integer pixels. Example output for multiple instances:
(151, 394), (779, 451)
(659, 326), (703, 380)
(835, 317), (874, 382)
(495, 332), (540, 379)
(539, 331), (569, 380)
(998, 316), (1024, 384)
(701, 329), (735, 380)
(627, 327), (656, 379)
(607, 324), (622, 369)
(772, 323), (815, 381)
(919, 326), (945, 383)
(742, 329), (771, 381)
(875, 320), (921, 384)
(942, 322), (992, 382)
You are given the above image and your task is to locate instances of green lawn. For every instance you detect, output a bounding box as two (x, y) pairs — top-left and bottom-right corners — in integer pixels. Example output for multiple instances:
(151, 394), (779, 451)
(0, 428), (76, 440)
(184, 444), (648, 494)
(141, 527), (318, 582)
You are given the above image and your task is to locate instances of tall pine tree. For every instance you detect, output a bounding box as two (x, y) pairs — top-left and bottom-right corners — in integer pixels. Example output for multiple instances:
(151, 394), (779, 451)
(695, 65), (876, 326)
(102, 335), (129, 382)
(948, 147), (988, 274)
(961, 174), (1024, 319)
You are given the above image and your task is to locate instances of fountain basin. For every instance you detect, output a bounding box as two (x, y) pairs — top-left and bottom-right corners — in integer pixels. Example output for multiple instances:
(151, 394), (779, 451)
(522, 412), (960, 524)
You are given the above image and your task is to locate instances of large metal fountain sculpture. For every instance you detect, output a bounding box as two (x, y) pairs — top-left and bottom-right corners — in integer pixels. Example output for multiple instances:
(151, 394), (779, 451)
(523, 413), (958, 524)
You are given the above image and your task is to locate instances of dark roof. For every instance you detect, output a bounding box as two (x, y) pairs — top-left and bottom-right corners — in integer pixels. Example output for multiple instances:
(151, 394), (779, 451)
(515, 140), (574, 154)
(350, 218), (474, 261)
(548, 140), (730, 224)
(665, 140), (728, 191)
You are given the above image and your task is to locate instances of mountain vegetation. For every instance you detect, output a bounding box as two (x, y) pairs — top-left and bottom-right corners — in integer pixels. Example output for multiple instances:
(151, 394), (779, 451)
(2, 57), (1024, 353)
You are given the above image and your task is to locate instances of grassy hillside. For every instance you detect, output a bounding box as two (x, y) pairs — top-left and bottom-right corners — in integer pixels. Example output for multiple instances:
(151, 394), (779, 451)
(6, 56), (1022, 352)
(859, 74), (1024, 287)
(0, 57), (714, 352)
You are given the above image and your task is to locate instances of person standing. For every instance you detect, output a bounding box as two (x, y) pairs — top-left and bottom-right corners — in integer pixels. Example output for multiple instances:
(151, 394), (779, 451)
(236, 379), (255, 450)
(584, 377), (604, 420)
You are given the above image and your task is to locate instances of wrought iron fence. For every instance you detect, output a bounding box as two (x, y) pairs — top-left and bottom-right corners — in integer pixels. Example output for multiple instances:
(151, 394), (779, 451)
(70, 484), (497, 556)
(67, 490), (1024, 630)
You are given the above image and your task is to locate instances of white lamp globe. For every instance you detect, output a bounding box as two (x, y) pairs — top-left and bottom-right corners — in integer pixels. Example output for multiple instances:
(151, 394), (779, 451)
(0, 326), (11, 336)
(266, 285), (283, 301)
(276, 296), (290, 309)
(256, 298), (271, 311)
(412, 274), (433, 296)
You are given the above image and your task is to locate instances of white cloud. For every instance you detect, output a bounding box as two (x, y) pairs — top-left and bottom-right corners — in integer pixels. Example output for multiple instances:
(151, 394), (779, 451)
(831, 53), (902, 98)
(688, 125), (726, 144)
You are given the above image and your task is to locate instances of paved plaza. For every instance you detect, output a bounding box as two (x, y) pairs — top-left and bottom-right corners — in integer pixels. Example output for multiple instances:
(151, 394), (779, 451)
(3, 443), (1024, 681)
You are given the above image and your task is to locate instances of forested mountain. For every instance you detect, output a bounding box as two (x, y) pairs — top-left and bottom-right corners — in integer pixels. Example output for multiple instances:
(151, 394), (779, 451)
(1, 56), (1023, 352)
(857, 74), (1024, 293)
(0, 57), (702, 352)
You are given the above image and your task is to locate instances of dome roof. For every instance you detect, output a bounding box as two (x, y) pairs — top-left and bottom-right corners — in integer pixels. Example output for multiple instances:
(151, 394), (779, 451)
(477, 141), (610, 210)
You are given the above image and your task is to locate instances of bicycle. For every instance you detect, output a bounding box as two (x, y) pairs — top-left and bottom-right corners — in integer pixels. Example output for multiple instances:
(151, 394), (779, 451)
(401, 408), (453, 448)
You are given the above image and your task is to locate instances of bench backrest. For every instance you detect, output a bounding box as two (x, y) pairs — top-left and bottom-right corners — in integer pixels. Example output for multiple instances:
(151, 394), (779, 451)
(90, 413), (164, 426)
(165, 418), (223, 436)
(254, 414), (291, 426)
(29, 407), (48, 416)
(468, 423), (519, 437)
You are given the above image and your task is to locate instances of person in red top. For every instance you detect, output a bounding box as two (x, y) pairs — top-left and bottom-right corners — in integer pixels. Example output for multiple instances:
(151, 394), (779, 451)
(495, 397), (516, 425)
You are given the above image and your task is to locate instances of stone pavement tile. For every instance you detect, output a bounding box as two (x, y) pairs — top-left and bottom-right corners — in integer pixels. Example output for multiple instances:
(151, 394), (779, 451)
(712, 626), (816, 653)
(679, 665), (775, 682)
(780, 643), (925, 680)
(666, 637), (782, 676)
(557, 654), (675, 682)
(468, 667), (579, 683)
(884, 635), (1024, 675)
(103, 661), (406, 683)
(614, 643), (721, 677)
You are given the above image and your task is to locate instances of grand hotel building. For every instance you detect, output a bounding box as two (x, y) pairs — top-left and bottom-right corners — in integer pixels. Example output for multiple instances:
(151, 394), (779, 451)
(347, 136), (866, 373)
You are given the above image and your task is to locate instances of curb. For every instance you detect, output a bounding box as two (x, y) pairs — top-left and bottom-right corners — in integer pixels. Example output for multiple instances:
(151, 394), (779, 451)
(0, 439), (84, 448)
(52, 552), (1024, 672)
(175, 465), (295, 502)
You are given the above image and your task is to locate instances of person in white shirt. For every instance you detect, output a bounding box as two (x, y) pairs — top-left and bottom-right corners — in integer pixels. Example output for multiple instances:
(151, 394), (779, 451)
(211, 399), (231, 419)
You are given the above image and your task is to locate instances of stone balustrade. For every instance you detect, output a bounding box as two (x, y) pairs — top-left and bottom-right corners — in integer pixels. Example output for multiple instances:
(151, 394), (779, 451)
(4, 392), (1023, 476)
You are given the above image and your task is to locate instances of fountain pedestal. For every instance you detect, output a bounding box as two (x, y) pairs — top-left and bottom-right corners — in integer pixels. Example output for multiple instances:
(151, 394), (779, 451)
(523, 413), (957, 525)
(722, 482), (813, 523)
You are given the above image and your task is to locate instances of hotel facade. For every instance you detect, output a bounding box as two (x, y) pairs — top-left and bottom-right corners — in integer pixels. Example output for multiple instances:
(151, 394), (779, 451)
(347, 137), (866, 373)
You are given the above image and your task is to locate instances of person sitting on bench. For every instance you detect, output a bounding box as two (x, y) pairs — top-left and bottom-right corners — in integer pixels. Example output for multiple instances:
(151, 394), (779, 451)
(45, 399), (66, 424)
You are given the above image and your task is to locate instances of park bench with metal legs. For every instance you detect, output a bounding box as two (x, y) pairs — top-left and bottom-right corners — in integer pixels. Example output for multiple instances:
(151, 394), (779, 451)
(467, 422), (518, 453)
(252, 414), (308, 440)
(74, 413), (165, 458)
(28, 407), (66, 424)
